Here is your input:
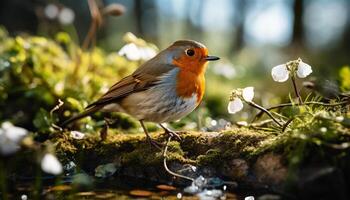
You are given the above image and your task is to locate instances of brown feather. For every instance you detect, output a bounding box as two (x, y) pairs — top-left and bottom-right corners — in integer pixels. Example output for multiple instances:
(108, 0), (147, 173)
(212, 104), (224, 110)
(86, 62), (176, 108)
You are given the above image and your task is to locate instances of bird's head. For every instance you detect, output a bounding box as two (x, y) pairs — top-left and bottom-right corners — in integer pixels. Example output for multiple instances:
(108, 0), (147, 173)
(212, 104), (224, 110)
(164, 40), (219, 75)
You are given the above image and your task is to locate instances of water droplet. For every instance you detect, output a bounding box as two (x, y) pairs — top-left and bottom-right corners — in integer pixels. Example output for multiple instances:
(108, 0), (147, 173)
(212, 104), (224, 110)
(21, 194), (28, 200)
(177, 192), (182, 199)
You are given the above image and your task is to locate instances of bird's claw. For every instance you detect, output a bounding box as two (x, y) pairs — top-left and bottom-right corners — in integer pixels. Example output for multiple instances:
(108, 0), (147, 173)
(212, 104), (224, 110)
(146, 136), (163, 150)
(164, 130), (182, 141)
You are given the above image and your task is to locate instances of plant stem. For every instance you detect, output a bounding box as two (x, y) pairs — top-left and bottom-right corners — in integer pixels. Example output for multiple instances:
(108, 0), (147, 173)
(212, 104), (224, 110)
(163, 136), (194, 182)
(252, 100), (349, 122)
(248, 101), (282, 127)
(291, 75), (303, 104)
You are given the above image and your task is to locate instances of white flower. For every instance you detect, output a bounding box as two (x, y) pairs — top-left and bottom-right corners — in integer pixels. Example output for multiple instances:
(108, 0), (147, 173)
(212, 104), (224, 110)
(228, 98), (244, 114)
(271, 64), (289, 82)
(271, 59), (313, 82)
(296, 61), (312, 78)
(41, 153), (63, 175)
(44, 4), (59, 19)
(118, 43), (156, 61)
(118, 43), (140, 61)
(58, 7), (75, 25)
(245, 196), (255, 200)
(21, 194), (28, 200)
(70, 131), (85, 139)
(139, 46), (157, 60)
(242, 87), (254, 102)
(228, 87), (255, 114)
(0, 122), (28, 156)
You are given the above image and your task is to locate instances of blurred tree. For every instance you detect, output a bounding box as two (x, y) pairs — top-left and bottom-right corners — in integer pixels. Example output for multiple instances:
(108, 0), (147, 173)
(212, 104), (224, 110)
(230, 0), (247, 53)
(134, 0), (158, 42)
(185, 1), (203, 40)
(0, 0), (40, 34)
(292, 0), (304, 46)
(342, 1), (350, 51)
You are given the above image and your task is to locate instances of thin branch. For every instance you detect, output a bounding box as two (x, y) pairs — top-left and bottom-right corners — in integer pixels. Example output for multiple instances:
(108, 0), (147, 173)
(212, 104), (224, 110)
(252, 100), (349, 122)
(291, 75), (303, 104)
(282, 118), (295, 132)
(248, 102), (283, 127)
(163, 136), (194, 182)
(82, 0), (102, 50)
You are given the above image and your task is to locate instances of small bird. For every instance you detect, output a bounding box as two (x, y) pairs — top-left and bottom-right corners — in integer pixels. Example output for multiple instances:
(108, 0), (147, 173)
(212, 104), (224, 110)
(61, 40), (219, 147)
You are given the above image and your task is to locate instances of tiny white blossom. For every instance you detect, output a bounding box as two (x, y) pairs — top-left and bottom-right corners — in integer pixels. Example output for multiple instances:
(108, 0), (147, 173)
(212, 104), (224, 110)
(118, 43), (141, 61)
(242, 87), (255, 102)
(70, 131), (85, 139)
(245, 196), (255, 200)
(118, 43), (156, 61)
(58, 7), (75, 25)
(44, 4), (59, 19)
(228, 98), (244, 114)
(0, 122), (28, 156)
(271, 64), (289, 82)
(177, 193), (182, 199)
(139, 46), (157, 60)
(41, 153), (63, 175)
(297, 61), (313, 78)
(21, 194), (28, 200)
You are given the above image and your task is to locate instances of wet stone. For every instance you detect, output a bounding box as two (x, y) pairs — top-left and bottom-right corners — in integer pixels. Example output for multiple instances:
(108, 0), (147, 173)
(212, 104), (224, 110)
(129, 189), (153, 197)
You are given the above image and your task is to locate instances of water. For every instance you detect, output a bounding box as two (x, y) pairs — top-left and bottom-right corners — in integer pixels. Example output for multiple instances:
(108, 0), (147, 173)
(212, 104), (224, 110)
(5, 176), (245, 200)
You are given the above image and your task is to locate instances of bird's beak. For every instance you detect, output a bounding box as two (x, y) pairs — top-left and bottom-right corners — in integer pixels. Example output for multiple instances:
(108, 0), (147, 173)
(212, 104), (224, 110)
(205, 55), (220, 61)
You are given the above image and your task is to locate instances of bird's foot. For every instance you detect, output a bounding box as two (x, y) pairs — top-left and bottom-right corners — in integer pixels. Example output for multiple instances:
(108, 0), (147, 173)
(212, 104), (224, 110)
(164, 129), (182, 141)
(146, 135), (163, 150)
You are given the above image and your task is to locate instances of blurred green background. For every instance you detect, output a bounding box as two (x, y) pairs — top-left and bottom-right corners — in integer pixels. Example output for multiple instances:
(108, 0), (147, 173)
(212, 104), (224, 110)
(0, 0), (349, 132)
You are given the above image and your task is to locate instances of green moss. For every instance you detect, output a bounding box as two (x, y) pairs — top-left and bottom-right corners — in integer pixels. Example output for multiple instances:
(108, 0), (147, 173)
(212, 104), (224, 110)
(49, 102), (350, 179)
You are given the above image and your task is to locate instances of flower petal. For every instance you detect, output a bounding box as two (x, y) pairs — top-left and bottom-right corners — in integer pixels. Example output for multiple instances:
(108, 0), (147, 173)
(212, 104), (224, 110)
(228, 98), (244, 114)
(0, 135), (20, 156)
(2, 122), (28, 143)
(271, 64), (289, 82)
(70, 131), (85, 140)
(139, 47), (157, 60)
(242, 87), (255, 102)
(41, 153), (63, 175)
(118, 43), (141, 61)
(297, 61), (312, 78)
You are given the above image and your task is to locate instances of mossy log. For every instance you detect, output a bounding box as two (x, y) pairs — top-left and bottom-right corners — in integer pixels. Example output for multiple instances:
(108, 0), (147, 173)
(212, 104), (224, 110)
(52, 128), (288, 190)
(51, 123), (350, 199)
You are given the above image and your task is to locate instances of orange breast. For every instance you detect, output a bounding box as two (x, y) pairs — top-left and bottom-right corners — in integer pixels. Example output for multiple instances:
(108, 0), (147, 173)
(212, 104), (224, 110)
(175, 69), (205, 104)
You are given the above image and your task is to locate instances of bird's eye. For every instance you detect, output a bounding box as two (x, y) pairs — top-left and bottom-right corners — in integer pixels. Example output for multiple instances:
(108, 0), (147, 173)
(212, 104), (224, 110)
(186, 49), (195, 57)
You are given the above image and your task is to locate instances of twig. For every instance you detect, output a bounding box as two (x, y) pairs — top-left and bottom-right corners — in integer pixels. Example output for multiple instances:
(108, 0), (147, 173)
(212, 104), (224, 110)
(82, 0), (102, 50)
(248, 102), (282, 127)
(252, 100), (349, 122)
(282, 118), (295, 132)
(162, 136), (194, 182)
(50, 99), (64, 117)
(291, 75), (303, 104)
(50, 99), (64, 131)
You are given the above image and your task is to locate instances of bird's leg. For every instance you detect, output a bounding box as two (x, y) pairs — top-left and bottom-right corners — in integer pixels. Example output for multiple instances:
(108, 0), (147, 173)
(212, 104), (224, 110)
(159, 123), (181, 141)
(140, 120), (162, 150)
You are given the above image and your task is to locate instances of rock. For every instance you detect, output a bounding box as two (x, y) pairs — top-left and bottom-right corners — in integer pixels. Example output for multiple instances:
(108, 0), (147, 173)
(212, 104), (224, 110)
(94, 163), (117, 178)
(174, 163), (198, 179)
(222, 159), (249, 180)
(297, 166), (348, 200)
(254, 153), (287, 184)
(257, 194), (281, 200)
(197, 189), (224, 200)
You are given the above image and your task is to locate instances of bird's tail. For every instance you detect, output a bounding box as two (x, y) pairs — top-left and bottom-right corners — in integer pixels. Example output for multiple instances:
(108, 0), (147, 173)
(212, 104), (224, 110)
(60, 105), (102, 127)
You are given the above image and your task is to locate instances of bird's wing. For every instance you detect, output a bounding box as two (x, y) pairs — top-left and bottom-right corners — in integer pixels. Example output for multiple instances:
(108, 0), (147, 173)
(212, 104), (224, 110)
(86, 62), (175, 108)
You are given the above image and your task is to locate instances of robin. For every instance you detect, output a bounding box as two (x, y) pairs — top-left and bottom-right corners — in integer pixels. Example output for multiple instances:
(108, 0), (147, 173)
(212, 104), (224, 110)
(61, 40), (219, 148)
